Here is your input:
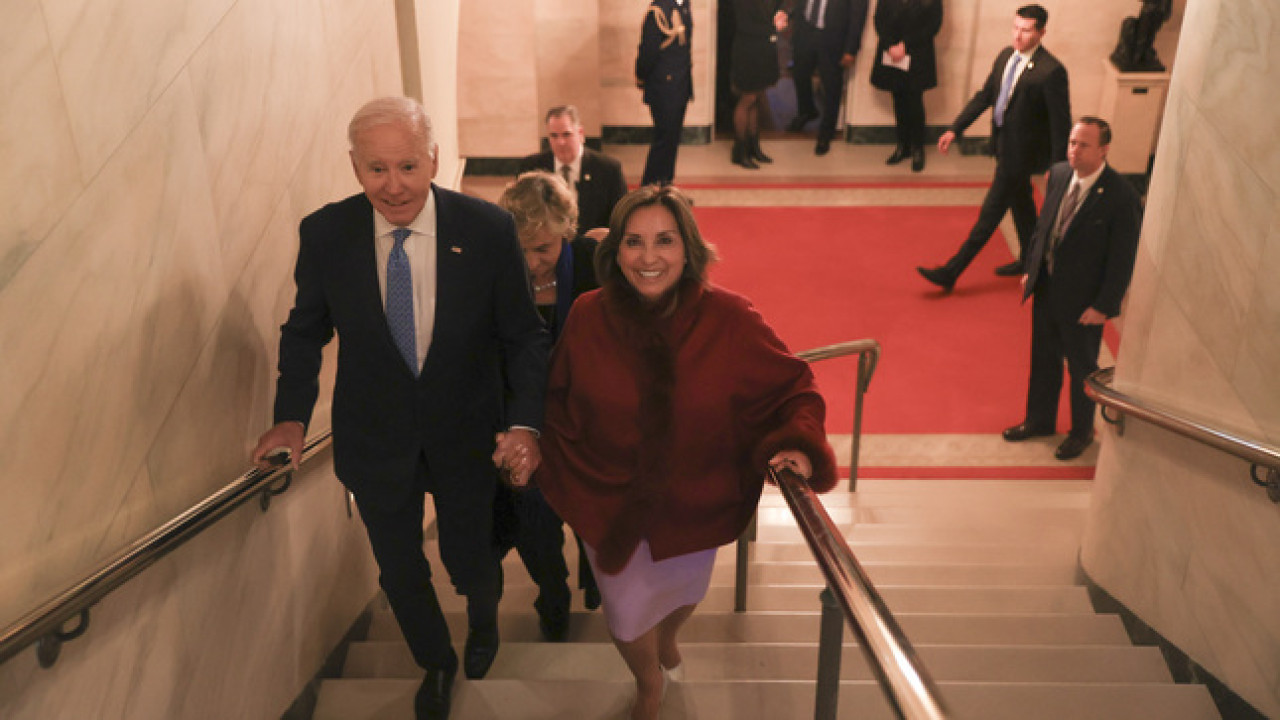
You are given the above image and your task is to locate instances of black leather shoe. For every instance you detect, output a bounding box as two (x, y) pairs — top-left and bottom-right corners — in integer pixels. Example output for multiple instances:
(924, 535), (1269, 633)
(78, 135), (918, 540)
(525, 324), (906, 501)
(415, 660), (457, 720)
(1002, 422), (1056, 442)
(787, 112), (817, 132)
(886, 145), (909, 165)
(815, 138), (831, 156)
(1055, 434), (1094, 460)
(994, 261), (1024, 276)
(584, 586), (601, 611)
(911, 146), (925, 172)
(463, 627), (500, 679)
(916, 266), (955, 292)
(538, 606), (569, 642)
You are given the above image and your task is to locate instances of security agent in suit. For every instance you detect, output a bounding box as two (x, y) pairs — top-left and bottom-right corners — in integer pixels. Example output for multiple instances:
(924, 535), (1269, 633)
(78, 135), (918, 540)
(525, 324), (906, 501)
(518, 105), (628, 237)
(786, 0), (870, 155)
(637, 0), (694, 186)
(1003, 117), (1141, 461)
(918, 4), (1071, 290)
(251, 97), (550, 720)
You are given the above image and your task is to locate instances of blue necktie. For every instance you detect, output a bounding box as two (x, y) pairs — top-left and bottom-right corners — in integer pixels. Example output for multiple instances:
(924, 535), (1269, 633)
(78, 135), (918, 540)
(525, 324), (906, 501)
(386, 227), (418, 376)
(994, 54), (1022, 127)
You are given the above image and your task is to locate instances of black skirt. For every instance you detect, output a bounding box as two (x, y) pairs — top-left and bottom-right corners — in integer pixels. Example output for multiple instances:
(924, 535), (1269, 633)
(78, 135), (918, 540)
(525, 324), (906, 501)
(731, 32), (780, 93)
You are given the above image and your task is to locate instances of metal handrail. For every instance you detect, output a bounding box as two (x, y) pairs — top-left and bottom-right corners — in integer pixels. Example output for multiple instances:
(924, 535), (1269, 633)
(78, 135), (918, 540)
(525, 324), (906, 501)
(0, 431), (334, 668)
(772, 465), (949, 720)
(1086, 367), (1280, 502)
(735, 339), (881, 613)
(796, 339), (882, 492)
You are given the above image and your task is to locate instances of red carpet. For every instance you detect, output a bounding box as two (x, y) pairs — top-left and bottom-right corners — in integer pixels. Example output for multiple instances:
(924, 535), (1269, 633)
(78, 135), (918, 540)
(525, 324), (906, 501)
(697, 203), (1075, 434)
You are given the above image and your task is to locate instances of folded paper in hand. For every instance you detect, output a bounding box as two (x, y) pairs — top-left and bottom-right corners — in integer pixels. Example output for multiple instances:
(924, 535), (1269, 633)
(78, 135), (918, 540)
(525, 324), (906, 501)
(881, 50), (911, 72)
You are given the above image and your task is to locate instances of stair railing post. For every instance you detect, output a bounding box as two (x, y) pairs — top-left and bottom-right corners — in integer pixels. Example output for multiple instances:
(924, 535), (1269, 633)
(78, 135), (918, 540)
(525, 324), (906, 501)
(848, 350), (872, 492)
(815, 586), (844, 720)
(734, 511), (757, 612)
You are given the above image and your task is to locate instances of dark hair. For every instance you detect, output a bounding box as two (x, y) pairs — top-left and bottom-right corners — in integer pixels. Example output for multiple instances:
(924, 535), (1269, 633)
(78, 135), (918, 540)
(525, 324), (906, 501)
(594, 184), (718, 292)
(544, 105), (581, 126)
(1016, 4), (1049, 30)
(1077, 116), (1113, 146)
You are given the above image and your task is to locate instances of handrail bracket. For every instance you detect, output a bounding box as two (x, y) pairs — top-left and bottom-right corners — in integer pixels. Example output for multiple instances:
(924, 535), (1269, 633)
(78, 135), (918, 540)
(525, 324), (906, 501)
(1250, 465), (1280, 504)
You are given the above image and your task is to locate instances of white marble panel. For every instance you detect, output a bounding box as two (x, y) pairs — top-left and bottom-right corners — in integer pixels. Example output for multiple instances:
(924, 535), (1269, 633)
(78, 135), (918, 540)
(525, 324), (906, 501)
(1162, 115), (1272, 375)
(1198, 0), (1280, 191)
(1111, 245), (1158, 375)
(0, 0), (83, 286)
(186, 0), (334, 287)
(1165, 0), (1219, 102)
(41, 0), (236, 178)
(0, 75), (225, 621)
(536, 14), (603, 132)
(1134, 85), (1193, 269)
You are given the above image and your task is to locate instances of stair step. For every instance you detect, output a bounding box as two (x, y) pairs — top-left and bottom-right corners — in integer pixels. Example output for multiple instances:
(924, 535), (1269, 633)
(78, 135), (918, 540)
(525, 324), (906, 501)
(344, 641), (1174, 683)
(438, 584), (1094, 614)
(746, 540), (1080, 564)
(753, 504), (1088, 528)
(366, 609), (1133, 646)
(724, 561), (1081, 586)
(313, 678), (1219, 720)
(752, 518), (1085, 544)
(758, 479), (1093, 508)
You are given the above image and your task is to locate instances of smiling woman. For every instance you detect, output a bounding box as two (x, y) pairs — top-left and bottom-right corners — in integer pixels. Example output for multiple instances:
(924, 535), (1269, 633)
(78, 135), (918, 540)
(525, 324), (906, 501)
(536, 184), (837, 720)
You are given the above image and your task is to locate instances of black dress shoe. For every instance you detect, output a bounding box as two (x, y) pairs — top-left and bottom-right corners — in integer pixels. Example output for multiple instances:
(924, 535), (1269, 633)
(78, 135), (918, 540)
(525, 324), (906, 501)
(815, 138), (831, 156)
(538, 607), (569, 642)
(911, 146), (925, 172)
(885, 145), (909, 165)
(916, 266), (955, 292)
(463, 627), (500, 679)
(1055, 434), (1094, 460)
(583, 586), (601, 611)
(994, 261), (1024, 276)
(1002, 422), (1056, 442)
(415, 660), (457, 720)
(787, 112), (817, 132)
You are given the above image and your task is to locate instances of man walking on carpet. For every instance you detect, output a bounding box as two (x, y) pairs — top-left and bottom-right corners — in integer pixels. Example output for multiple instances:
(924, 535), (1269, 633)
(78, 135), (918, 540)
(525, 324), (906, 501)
(917, 3), (1071, 291)
(1002, 116), (1141, 461)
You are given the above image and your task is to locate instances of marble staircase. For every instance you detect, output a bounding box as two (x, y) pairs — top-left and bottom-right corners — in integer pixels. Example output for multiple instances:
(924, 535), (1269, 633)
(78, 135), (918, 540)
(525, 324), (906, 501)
(311, 478), (1221, 720)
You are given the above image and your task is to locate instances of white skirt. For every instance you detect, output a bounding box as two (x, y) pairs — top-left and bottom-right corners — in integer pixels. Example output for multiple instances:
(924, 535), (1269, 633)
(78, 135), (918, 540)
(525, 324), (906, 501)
(583, 538), (717, 642)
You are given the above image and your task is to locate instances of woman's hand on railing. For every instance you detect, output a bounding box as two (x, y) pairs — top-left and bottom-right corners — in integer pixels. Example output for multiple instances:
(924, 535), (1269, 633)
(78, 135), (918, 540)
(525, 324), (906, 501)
(251, 421), (305, 470)
(769, 450), (812, 481)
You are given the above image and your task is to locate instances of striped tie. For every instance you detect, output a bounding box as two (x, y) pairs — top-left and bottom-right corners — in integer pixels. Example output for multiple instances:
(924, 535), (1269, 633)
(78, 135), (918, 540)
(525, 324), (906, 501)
(386, 227), (418, 376)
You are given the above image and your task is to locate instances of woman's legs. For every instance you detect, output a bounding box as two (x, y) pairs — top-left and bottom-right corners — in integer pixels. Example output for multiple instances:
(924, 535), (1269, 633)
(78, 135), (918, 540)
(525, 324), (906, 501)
(732, 92), (760, 169)
(613, 603), (698, 720)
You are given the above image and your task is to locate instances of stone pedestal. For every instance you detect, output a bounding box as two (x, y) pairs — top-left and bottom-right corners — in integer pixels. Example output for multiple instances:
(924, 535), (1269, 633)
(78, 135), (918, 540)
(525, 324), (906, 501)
(1098, 60), (1170, 174)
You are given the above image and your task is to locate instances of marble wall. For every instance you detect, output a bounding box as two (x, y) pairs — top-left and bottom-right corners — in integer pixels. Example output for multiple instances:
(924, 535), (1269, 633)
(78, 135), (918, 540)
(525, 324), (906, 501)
(0, 0), (432, 716)
(1080, 0), (1280, 716)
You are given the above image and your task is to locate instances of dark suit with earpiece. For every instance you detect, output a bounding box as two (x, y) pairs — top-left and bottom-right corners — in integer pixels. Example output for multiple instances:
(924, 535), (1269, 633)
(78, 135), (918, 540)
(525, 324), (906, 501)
(941, 43), (1071, 279)
(1019, 161), (1140, 438)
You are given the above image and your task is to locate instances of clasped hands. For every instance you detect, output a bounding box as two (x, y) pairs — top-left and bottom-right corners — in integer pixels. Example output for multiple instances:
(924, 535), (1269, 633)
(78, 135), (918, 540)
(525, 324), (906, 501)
(493, 428), (541, 488)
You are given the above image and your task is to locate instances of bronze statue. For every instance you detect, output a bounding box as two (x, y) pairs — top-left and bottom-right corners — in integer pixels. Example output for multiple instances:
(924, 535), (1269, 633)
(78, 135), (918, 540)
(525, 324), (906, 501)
(1111, 0), (1172, 72)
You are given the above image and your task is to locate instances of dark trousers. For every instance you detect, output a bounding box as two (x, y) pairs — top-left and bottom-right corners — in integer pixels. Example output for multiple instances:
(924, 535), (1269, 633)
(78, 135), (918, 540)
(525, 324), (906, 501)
(792, 24), (845, 142)
(942, 162), (1037, 277)
(642, 84), (690, 186)
(1026, 274), (1104, 438)
(493, 485), (576, 615)
(354, 457), (503, 672)
(890, 86), (926, 148)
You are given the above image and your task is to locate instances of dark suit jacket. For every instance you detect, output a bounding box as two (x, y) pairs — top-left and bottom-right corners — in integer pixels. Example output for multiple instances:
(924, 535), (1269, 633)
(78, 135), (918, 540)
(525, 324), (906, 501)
(789, 0), (869, 60)
(951, 44), (1071, 176)
(1023, 162), (1142, 320)
(517, 149), (628, 234)
(637, 0), (694, 106)
(869, 0), (943, 91)
(273, 186), (551, 508)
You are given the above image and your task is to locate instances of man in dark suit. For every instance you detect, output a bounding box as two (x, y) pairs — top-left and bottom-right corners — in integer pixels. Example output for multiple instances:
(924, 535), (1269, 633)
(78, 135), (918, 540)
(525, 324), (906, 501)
(251, 97), (550, 720)
(1003, 117), (1141, 461)
(518, 105), (628, 237)
(918, 4), (1071, 290)
(637, 0), (694, 186)
(786, 0), (870, 155)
